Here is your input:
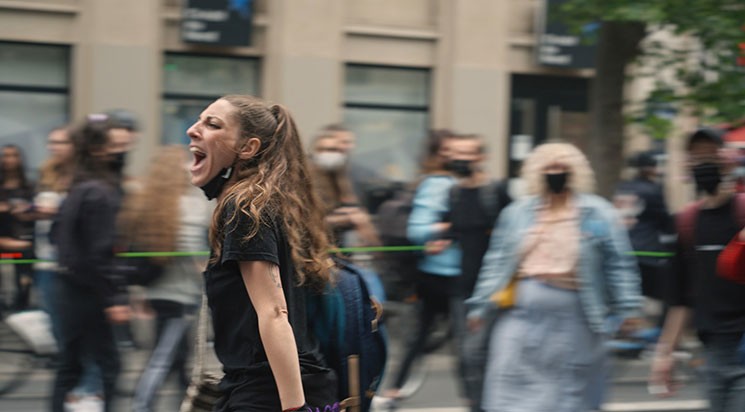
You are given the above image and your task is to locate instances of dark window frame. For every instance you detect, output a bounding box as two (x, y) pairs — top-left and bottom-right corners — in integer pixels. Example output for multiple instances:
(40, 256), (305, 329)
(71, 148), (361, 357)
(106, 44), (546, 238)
(344, 63), (431, 113)
(160, 52), (261, 144)
(162, 52), (261, 101)
(0, 41), (71, 114)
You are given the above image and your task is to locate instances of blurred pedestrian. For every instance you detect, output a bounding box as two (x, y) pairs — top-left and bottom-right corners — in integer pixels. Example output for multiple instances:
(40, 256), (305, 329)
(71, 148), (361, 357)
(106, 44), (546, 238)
(121, 146), (210, 412)
(33, 126), (75, 313)
(650, 128), (745, 412)
(383, 129), (463, 405)
(447, 134), (511, 412)
(0, 144), (36, 310)
(614, 151), (674, 321)
(467, 142), (642, 412)
(32, 125), (105, 410)
(50, 114), (134, 412)
(187, 95), (339, 410)
(319, 124), (381, 206)
(309, 131), (379, 248)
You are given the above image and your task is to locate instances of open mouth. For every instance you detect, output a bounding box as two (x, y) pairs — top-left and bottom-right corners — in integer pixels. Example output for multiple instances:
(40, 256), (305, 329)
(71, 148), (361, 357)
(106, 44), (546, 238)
(190, 147), (206, 168)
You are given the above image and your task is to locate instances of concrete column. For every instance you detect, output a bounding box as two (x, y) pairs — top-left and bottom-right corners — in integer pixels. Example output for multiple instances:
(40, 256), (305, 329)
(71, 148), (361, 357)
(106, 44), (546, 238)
(264, 0), (344, 146)
(435, 0), (512, 178)
(72, 0), (162, 175)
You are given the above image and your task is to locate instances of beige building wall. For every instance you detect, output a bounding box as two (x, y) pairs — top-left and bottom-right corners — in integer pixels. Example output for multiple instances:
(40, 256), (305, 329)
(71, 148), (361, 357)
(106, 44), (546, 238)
(1, 0), (602, 182)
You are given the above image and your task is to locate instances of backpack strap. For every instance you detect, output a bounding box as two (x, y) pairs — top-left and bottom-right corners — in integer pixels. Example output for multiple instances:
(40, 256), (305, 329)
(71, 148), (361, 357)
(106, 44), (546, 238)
(677, 194), (745, 253)
(448, 183), (460, 212)
(735, 193), (745, 229)
(478, 180), (503, 224)
(676, 200), (703, 254)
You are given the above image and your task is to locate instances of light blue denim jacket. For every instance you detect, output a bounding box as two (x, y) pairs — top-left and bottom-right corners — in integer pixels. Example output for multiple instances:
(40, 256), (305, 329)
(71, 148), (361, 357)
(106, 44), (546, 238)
(466, 194), (642, 334)
(407, 175), (462, 276)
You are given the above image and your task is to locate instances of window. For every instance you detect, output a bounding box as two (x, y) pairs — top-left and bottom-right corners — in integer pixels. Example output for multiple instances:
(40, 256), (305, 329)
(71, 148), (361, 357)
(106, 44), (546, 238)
(343, 65), (430, 183)
(162, 54), (260, 144)
(0, 43), (69, 174)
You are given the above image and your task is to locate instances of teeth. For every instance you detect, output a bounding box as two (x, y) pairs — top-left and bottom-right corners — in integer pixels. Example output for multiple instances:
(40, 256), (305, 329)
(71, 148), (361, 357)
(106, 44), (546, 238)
(190, 147), (205, 156)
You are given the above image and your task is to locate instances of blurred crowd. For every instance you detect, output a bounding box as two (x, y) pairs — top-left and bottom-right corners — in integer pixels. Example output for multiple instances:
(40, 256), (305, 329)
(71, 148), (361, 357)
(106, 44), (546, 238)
(1, 105), (745, 412)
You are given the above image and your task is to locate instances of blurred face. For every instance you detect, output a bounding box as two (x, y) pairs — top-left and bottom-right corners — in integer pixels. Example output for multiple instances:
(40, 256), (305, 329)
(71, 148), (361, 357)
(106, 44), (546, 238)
(449, 139), (484, 163)
(313, 136), (347, 171)
(433, 137), (455, 169)
(0, 147), (21, 171)
(106, 128), (134, 155)
(544, 162), (570, 175)
(1, 146), (21, 171)
(543, 161), (571, 195)
(687, 140), (721, 169)
(186, 99), (241, 187)
(334, 131), (356, 155)
(314, 136), (342, 155)
(47, 129), (74, 162)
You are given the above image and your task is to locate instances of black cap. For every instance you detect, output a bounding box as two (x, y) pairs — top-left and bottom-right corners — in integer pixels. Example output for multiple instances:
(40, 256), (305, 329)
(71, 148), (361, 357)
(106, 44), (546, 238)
(686, 127), (724, 151)
(105, 109), (140, 132)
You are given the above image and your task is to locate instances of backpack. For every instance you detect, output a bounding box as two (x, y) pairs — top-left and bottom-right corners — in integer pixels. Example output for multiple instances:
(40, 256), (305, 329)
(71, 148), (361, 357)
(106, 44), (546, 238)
(307, 259), (387, 412)
(448, 180), (507, 228)
(676, 193), (745, 253)
(375, 186), (417, 248)
(373, 184), (420, 301)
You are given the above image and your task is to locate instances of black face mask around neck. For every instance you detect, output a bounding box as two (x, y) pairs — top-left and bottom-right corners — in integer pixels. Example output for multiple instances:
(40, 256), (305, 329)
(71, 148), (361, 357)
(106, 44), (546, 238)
(692, 162), (722, 195)
(200, 167), (233, 200)
(545, 172), (569, 194)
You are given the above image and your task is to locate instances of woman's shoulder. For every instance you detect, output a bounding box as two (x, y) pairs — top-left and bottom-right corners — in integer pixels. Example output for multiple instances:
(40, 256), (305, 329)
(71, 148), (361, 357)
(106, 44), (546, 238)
(221, 197), (281, 234)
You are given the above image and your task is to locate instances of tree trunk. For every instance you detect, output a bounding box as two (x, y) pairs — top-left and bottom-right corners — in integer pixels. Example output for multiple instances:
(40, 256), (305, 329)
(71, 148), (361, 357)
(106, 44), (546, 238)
(588, 21), (646, 198)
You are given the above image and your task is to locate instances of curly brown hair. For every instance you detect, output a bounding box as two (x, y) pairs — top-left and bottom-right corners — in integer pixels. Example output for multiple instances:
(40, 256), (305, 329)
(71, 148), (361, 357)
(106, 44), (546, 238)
(210, 95), (334, 289)
(118, 145), (189, 264)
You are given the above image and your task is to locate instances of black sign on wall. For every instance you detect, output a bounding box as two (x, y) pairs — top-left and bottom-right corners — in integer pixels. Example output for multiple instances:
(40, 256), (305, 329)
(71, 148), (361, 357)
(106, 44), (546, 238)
(537, 0), (597, 69)
(182, 0), (253, 47)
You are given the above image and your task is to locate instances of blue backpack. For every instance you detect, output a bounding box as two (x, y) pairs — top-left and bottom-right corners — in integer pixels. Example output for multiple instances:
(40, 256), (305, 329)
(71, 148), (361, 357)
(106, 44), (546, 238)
(307, 259), (388, 412)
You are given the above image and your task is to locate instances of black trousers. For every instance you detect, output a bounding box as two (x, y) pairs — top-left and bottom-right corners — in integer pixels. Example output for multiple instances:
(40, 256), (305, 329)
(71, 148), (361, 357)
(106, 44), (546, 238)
(393, 271), (464, 389)
(50, 277), (120, 412)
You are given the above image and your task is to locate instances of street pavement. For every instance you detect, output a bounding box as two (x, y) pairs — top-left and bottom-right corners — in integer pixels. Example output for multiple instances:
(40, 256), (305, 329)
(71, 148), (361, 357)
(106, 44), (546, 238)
(0, 308), (709, 412)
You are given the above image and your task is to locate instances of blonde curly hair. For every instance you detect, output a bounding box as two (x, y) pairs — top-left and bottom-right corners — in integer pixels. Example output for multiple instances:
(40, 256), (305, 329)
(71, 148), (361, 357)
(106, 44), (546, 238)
(521, 142), (596, 196)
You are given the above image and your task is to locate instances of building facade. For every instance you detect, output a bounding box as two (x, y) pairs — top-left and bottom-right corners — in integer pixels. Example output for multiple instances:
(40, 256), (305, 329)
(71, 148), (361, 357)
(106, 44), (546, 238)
(0, 0), (604, 191)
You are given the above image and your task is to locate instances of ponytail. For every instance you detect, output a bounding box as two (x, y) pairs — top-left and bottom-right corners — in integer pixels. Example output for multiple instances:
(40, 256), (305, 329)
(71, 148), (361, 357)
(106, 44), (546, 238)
(211, 95), (335, 289)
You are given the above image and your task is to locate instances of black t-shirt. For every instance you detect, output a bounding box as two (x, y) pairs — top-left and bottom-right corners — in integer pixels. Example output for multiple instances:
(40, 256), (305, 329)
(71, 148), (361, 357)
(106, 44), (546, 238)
(204, 202), (337, 405)
(668, 198), (745, 337)
(449, 182), (511, 296)
(0, 210), (12, 238)
(0, 185), (35, 241)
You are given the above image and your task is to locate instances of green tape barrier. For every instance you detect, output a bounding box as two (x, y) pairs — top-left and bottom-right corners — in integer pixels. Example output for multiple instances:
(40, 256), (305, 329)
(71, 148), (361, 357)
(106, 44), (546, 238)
(0, 247), (674, 265)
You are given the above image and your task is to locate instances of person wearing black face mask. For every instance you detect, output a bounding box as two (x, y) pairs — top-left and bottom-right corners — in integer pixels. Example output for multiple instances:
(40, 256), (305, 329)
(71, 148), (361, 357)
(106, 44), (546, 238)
(51, 115), (131, 412)
(652, 128), (745, 412)
(466, 142), (641, 412)
(445, 159), (475, 178)
(545, 171), (569, 194)
(692, 162), (723, 195)
(444, 134), (512, 412)
(614, 152), (674, 335)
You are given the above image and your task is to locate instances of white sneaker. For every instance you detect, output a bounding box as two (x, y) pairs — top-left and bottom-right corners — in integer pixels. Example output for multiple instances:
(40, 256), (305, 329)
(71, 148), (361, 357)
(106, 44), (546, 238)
(66, 395), (104, 412)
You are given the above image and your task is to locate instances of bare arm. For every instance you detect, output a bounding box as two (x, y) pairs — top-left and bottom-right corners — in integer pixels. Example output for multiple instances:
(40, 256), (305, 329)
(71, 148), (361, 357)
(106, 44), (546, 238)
(239, 260), (304, 410)
(0, 237), (31, 250)
(656, 306), (690, 354)
(649, 306), (691, 395)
